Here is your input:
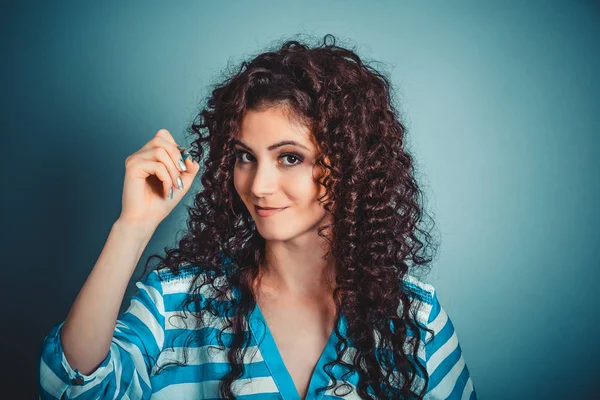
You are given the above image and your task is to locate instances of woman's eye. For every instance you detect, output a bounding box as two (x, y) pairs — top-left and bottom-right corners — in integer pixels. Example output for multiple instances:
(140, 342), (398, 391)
(235, 151), (253, 163)
(280, 154), (303, 166)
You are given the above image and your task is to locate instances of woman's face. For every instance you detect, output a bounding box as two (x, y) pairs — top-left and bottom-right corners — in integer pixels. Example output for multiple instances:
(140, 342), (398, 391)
(233, 106), (330, 242)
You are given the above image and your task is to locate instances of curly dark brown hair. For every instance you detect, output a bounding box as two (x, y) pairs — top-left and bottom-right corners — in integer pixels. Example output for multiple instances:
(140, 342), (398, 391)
(140, 33), (440, 399)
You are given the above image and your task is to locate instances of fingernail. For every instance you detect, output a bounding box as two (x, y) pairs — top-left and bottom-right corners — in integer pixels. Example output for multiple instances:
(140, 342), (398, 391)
(168, 187), (173, 199)
(179, 146), (191, 161)
(178, 159), (187, 171)
(177, 176), (184, 190)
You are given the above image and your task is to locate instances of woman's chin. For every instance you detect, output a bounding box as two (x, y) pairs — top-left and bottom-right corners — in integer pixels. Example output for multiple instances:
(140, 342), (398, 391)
(255, 228), (289, 241)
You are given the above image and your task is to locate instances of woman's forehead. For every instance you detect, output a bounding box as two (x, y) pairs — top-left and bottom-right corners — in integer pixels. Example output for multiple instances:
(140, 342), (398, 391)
(237, 107), (316, 150)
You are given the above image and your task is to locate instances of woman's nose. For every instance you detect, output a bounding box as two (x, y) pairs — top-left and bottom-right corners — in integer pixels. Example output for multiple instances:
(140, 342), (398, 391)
(250, 164), (279, 197)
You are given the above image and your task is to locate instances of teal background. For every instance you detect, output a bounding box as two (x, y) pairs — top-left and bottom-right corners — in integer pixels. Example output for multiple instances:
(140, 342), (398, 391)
(3, 1), (598, 398)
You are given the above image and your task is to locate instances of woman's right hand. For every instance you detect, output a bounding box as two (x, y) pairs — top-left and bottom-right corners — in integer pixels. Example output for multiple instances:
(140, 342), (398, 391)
(117, 129), (200, 229)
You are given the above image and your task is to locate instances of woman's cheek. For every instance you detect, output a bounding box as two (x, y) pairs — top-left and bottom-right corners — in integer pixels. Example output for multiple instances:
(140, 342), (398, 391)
(284, 164), (320, 198)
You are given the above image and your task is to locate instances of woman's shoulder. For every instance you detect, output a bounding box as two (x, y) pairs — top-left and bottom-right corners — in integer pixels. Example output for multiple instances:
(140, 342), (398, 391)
(155, 263), (202, 283)
(154, 255), (234, 285)
(401, 272), (436, 305)
(399, 272), (440, 325)
(152, 263), (234, 302)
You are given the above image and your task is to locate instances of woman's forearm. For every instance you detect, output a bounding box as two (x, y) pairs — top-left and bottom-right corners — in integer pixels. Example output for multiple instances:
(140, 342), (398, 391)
(60, 218), (157, 375)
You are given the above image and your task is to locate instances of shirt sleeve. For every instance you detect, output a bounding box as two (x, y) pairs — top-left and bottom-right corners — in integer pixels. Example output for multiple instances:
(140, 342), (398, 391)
(423, 288), (478, 400)
(37, 269), (166, 400)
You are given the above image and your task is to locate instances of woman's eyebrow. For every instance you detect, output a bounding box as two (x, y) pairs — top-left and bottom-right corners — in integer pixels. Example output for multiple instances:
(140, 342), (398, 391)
(233, 139), (309, 152)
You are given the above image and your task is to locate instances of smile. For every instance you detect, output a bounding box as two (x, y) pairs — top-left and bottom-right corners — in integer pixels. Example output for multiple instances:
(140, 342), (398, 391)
(254, 206), (288, 217)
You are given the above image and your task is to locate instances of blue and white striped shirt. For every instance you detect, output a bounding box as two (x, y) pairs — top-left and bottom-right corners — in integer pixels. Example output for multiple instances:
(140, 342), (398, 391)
(37, 264), (477, 399)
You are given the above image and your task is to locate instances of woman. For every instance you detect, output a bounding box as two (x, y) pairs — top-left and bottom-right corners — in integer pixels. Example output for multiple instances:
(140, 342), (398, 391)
(38, 34), (477, 400)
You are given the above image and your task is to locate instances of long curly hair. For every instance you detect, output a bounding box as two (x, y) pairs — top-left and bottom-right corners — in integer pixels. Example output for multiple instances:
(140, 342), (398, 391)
(140, 34), (440, 399)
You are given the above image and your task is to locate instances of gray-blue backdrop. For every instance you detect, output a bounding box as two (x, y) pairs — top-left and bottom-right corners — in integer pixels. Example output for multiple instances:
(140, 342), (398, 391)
(3, 1), (598, 398)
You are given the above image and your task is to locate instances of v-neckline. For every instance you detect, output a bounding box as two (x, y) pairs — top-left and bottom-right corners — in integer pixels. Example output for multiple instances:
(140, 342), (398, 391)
(248, 301), (346, 400)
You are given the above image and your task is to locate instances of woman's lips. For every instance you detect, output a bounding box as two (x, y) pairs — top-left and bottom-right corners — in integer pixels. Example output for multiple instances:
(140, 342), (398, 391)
(254, 206), (288, 217)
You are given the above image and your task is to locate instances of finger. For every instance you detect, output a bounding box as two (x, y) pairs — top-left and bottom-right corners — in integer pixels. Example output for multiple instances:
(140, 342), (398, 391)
(135, 159), (173, 198)
(180, 150), (200, 187)
(150, 147), (184, 191)
(131, 146), (182, 191)
(155, 128), (177, 145)
(141, 136), (189, 173)
(178, 146), (197, 173)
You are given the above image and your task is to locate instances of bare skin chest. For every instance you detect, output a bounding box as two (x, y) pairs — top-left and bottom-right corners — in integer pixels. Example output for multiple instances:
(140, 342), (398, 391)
(256, 290), (337, 399)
